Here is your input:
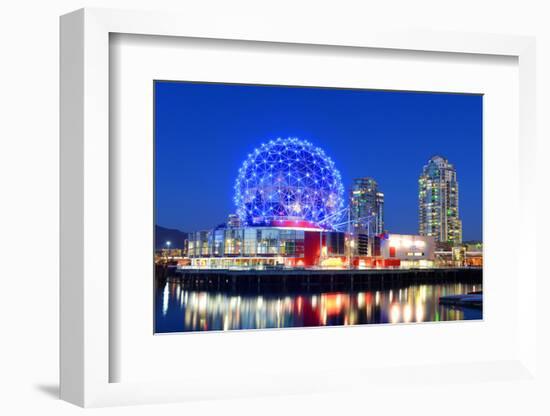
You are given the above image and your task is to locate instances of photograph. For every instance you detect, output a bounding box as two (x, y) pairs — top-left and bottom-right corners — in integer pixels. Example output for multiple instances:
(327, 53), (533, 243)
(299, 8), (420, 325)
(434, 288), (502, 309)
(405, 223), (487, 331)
(154, 81), (483, 333)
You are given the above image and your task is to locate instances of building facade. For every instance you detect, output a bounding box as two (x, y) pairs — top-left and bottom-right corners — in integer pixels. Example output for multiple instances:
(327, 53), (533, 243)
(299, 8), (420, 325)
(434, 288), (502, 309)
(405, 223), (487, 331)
(186, 226), (435, 270)
(187, 225), (346, 268)
(418, 155), (462, 245)
(350, 177), (384, 236)
(379, 233), (435, 268)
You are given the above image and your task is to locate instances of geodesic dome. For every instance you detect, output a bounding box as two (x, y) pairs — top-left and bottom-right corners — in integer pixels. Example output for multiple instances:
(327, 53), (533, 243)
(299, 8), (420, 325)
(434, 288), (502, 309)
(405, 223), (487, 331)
(234, 137), (344, 229)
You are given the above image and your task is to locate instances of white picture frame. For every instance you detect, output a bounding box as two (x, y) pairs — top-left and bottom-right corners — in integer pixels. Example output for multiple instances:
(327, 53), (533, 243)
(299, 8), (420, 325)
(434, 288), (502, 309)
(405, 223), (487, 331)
(60, 7), (538, 408)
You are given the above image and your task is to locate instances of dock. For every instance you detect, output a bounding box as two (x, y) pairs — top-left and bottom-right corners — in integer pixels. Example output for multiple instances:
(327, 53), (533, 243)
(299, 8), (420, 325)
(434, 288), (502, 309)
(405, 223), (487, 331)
(156, 266), (482, 293)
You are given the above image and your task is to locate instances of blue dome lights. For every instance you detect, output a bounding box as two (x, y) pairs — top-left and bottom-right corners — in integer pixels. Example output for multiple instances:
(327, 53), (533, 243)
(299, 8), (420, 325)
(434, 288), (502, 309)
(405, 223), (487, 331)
(234, 137), (344, 229)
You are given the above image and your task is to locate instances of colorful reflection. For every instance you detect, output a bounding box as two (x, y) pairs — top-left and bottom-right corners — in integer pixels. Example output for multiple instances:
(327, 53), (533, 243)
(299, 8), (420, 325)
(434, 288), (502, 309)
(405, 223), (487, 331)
(155, 282), (482, 333)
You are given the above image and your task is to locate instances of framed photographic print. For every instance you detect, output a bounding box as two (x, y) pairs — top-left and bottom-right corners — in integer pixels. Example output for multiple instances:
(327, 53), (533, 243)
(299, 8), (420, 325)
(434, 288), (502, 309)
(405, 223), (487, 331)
(60, 7), (539, 408)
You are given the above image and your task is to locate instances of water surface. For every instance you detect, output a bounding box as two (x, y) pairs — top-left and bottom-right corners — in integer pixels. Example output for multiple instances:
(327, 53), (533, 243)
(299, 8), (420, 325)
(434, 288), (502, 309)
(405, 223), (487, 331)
(155, 281), (482, 333)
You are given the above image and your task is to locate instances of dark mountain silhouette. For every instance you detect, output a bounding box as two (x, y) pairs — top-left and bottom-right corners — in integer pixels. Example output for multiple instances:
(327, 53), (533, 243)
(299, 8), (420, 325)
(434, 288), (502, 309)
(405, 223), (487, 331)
(155, 225), (188, 250)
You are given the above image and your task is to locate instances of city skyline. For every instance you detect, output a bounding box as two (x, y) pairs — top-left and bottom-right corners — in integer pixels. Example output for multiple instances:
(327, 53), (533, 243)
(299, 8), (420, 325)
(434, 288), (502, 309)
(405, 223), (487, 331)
(155, 81), (482, 241)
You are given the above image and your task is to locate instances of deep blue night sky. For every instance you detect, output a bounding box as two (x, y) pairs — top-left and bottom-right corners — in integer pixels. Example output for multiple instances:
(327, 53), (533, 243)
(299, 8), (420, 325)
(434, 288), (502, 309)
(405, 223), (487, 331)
(155, 81), (482, 241)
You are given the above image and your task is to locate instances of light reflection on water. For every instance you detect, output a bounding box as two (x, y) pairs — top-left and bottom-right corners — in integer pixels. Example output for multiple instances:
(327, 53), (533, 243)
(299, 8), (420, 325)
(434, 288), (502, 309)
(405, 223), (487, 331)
(155, 281), (482, 333)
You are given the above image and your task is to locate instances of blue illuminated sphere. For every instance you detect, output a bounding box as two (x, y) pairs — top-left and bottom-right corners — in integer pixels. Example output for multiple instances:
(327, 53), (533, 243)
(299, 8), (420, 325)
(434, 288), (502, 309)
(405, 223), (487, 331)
(234, 137), (344, 228)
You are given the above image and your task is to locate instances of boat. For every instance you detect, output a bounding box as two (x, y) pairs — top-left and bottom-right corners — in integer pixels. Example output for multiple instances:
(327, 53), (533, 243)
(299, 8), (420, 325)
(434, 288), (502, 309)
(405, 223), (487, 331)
(439, 292), (482, 309)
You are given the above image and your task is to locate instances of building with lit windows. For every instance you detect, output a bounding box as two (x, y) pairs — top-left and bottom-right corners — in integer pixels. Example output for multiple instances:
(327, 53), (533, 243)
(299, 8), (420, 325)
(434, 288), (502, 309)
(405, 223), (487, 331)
(350, 177), (384, 236)
(418, 155), (462, 245)
(187, 225), (347, 268)
(380, 233), (435, 268)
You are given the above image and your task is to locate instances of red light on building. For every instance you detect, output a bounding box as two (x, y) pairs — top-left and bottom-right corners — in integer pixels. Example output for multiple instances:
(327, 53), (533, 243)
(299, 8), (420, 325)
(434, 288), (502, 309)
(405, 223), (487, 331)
(270, 219), (321, 229)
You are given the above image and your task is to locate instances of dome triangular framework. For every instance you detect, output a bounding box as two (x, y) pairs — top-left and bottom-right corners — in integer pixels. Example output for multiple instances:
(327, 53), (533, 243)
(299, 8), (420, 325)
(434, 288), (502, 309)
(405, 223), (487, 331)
(234, 138), (344, 229)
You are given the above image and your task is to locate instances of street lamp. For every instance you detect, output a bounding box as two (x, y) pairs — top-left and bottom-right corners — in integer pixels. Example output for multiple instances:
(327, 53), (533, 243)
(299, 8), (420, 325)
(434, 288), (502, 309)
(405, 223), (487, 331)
(165, 241), (171, 261)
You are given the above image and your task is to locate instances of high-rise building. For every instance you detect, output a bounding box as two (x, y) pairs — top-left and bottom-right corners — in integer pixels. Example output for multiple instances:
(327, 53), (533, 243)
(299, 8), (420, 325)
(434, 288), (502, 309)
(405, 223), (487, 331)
(350, 177), (384, 237)
(418, 155), (462, 245)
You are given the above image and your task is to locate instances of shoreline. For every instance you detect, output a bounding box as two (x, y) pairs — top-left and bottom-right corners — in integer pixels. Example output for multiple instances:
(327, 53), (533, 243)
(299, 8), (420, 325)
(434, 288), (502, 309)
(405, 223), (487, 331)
(156, 266), (482, 294)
